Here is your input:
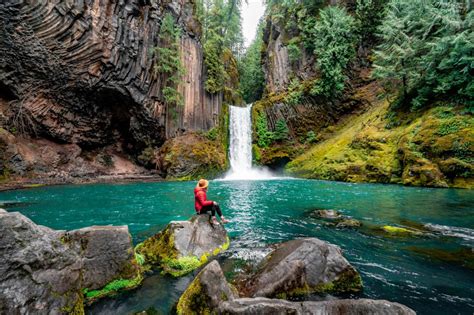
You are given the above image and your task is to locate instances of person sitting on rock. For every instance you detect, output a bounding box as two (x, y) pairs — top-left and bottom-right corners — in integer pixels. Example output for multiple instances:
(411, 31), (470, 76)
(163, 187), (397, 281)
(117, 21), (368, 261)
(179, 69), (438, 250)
(194, 179), (229, 225)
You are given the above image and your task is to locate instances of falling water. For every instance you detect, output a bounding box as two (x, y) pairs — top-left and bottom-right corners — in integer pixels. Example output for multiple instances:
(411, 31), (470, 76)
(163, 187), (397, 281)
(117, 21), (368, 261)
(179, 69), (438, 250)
(224, 104), (274, 180)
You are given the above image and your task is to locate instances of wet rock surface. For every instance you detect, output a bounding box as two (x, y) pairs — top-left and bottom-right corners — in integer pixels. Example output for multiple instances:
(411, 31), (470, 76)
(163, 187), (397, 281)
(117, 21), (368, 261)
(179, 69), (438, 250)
(0, 210), (139, 314)
(219, 297), (417, 315)
(177, 260), (237, 314)
(311, 209), (342, 219)
(242, 238), (362, 298)
(136, 215), (230, 276)
(177, 257), (415, 315)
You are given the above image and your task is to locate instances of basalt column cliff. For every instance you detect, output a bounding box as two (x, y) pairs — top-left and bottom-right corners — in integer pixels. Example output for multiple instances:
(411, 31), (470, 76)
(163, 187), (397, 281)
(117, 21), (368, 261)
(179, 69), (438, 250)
(0, 0), (223, 183)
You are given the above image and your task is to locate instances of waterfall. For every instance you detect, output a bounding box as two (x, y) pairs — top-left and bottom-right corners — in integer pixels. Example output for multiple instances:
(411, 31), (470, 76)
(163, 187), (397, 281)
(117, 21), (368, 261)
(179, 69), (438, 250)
(224, 104), (274, 180)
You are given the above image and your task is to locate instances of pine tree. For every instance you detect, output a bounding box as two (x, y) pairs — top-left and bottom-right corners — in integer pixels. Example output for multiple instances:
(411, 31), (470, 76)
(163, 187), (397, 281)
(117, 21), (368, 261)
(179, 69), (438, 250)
(373, 0), (473, 108)
(155, 13), (184, 108)
(273, 119), (289, 142)
(310, 6), (357, 97)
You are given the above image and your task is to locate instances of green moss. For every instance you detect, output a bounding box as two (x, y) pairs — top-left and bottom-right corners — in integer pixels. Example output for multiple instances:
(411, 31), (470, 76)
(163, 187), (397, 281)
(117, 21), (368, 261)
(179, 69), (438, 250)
(134, 252), (145, 266)
(286, 96), (473, 188)
(136, 227), (230, 277)
(59, 291), (85, 315)
(163, 256), (202, 277)
(313, 269), (363, 294)
(83, 273), (143, 302)
(382, 225), (422, 236)
(176, 277), (211, 315)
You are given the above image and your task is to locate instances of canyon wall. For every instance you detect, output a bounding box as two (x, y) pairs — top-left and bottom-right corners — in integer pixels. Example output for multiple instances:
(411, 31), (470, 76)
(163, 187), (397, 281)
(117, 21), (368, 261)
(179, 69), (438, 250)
(0, 0), (224, 182)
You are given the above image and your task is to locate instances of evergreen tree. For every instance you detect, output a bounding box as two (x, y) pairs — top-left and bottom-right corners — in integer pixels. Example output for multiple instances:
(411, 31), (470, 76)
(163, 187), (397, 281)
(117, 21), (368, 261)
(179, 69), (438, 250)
(310, 6), (357, 97)
(373, 0), (473, 108)
(273, 119), (289, 142)
(198, 0), (244, 95)
(155, 13), (184, 109)
(239, 19), (265, 103)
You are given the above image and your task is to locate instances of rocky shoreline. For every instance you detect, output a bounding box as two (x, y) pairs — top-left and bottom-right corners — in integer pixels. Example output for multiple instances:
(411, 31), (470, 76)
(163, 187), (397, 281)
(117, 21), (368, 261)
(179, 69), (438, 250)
(0, 173), (163, 192)
(0, 209), (418, 314)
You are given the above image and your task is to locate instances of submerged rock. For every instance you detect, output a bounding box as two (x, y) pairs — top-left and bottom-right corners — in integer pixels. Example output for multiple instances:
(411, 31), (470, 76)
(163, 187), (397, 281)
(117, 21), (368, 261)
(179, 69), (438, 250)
(382, 225), (423, 236)
(335, 218), (362, 229)
(136, 215), (230, 276)
(219, 297), (416, 315)
(310, 209), (342, 219)
(0, 210), (141, 314)
(242, 238), (362, 298)
(177, 260), (237, 315)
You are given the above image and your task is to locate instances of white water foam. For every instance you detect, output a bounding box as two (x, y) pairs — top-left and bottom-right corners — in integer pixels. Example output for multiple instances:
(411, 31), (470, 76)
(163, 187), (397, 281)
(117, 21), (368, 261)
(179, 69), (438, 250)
(223, 104), (278, 180)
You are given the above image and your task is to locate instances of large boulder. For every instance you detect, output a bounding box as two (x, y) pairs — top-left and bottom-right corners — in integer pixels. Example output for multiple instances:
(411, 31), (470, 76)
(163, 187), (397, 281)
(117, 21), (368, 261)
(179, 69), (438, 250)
(219, 298), (416, 315)
(177, 260), (237, 314)
(242, 238), (362, 298)
(0, 210), (142, 314)
(177, 258), (415, 315)
(136, 215), (230, 276)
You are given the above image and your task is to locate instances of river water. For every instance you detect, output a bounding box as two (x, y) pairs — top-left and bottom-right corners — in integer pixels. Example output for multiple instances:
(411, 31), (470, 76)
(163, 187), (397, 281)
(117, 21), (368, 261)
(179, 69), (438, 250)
(1, 179), (473, 314)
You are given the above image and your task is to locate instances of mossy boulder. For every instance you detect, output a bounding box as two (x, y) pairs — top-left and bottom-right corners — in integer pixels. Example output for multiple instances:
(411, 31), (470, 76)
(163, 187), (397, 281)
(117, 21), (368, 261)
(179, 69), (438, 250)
(156, 132), (227, 180)
(136, 215), (230, 277)
(241, 238), (363, 299)
(176, 260), (237, 315)
(0, 210), (142, 314)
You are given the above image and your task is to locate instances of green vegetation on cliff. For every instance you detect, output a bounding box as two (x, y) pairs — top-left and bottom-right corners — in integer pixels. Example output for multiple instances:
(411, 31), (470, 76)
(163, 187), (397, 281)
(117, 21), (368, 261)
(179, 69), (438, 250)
(286, 87), (473, 188)
(198, 0), (244, 103)
(373, 0), (473, 109)
(155, 13), (185, 112)
(247, 0), (473, 187)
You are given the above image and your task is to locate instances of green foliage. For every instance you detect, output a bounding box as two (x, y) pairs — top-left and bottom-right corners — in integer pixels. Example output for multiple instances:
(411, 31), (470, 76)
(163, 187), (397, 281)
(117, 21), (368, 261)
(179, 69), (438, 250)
(239, 20), (265, 103)
(256, 112), (273, 148)
(206, 127), (218, 141)
(155, 13), (184, 108)
(198, 0), (244, 95)
(273, 119), (289, 142)
(305, 130), (317, 143)
(355, 0), (388, 45)
(373, 0), (473, 109)
(287, 37), (302, 63)
(309, 6), (357, 97)
(436, 119), (469, 136)
(285, 78), (303, 106)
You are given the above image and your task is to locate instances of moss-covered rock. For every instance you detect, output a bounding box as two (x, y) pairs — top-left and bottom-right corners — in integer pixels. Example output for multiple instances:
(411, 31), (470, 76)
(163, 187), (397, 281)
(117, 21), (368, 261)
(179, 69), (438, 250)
(287, 99), (474, 188)
(0, 211), (143, 314)
(136, 215), (230, 277)
(156, 132), (228, 180)
(241, 238), (363, 299)
(382, 225), (423, 236)
(177, 260), (237, 315)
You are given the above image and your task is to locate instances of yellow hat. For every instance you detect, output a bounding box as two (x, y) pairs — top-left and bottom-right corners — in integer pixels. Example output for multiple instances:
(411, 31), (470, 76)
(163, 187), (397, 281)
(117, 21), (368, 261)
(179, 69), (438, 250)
(197, 179), (209, 189)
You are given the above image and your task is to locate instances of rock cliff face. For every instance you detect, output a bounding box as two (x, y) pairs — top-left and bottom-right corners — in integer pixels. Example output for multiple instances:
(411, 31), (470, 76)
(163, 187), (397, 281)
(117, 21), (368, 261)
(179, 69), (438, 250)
(0, 0), (224, 182)
(255, 1), (473, 188)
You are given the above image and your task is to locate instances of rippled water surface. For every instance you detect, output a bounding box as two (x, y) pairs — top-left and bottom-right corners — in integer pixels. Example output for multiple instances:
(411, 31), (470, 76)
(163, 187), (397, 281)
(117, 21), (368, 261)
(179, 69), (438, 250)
(1, 179), (473, 314)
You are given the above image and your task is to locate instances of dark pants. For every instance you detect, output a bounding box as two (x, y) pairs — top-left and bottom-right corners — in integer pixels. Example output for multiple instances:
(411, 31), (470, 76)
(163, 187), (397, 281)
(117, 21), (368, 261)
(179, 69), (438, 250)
(199, 203), (223, 217)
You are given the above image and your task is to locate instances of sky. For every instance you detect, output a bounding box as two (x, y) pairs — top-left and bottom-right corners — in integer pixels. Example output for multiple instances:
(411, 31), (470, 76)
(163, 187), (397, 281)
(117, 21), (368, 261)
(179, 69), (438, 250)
(241, 0), (266, 48)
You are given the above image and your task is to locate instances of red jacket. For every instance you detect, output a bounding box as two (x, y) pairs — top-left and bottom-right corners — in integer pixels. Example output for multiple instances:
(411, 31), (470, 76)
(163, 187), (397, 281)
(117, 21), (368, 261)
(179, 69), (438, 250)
(194, 187), (213, 213)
